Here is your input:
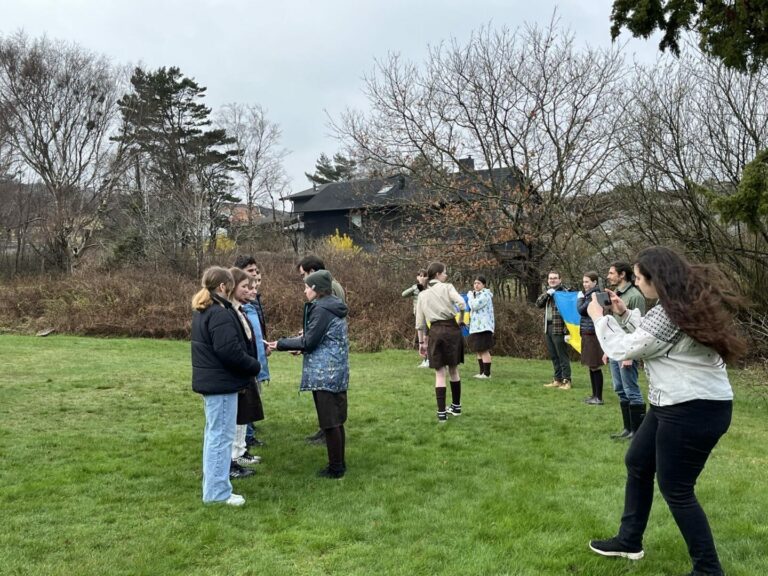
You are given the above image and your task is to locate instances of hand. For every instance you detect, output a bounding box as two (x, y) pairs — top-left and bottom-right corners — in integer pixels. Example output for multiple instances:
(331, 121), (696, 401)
(419, 342), (428, 356)
(546, 288), (555, 296)
(602, 354), (608, 365)
(587, 293), (605, 321)
(290, 350), (302, 356)
(604, 289), (627, 316)
(265, 340), (278, 351)
(621, 359), (634, 368)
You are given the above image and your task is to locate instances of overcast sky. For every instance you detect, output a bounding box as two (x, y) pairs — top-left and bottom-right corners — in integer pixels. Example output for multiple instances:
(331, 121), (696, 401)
(1, 0), (660, 195)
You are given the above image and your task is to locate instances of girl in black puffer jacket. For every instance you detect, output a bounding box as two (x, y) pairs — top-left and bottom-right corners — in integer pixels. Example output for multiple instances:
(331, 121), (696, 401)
(576, 271), (607, 405)
(191, 267), (261, 506)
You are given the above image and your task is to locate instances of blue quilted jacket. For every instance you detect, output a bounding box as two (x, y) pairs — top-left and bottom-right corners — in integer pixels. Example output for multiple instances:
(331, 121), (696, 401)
(276, 295), (349, 393)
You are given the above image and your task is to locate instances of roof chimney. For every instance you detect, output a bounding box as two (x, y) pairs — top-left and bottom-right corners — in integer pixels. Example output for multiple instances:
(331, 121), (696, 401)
(458, 156), (475, 171)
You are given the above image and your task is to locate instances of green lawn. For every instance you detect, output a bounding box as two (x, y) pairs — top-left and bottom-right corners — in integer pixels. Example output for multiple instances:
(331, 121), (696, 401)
(1, 335), (766, 576)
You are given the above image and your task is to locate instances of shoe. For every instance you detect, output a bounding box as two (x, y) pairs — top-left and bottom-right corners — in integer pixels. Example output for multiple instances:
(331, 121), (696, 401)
(225, 493), (245, 506)
(235, 451), (261, 466)
(447, 403), (462, 416)
(418, 358), (430, 368)
(229, 462), (255, 479)
(559, 379), (572, 390)
(437, 411), (448, 422)
(246, 437), (265, 447)
(586, 397), (604, 405)
(317, 466), (345, 479)
(589, 537), (644, 560)
(305, 429), (326, 445)
(473, 373), (489, 379)
(610, 428), (632, 439)
(584, 396), (595, 403)
(544, 380), (562, 388)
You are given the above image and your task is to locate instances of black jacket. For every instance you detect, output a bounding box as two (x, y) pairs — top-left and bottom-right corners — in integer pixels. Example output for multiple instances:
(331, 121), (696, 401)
(191, 294), (261, 395)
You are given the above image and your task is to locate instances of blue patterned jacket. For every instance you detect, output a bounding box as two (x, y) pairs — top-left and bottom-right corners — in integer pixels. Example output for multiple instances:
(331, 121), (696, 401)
(276, 295), (349, 393)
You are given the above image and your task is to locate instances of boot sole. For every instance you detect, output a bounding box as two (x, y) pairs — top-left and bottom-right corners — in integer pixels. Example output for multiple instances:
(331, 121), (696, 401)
(588, 543), (644, 560)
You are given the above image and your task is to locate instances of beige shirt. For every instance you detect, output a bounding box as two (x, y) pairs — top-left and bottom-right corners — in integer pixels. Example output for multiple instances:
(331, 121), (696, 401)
(415, 280), (466, 330)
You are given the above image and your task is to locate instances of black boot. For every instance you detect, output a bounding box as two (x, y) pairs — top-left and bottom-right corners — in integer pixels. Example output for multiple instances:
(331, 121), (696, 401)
(610, 402), (631, 439)
(629, 404), (646, 434)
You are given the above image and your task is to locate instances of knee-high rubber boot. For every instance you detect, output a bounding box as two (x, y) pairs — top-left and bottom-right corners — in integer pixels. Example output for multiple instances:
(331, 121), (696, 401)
(610, 402), (631, 439)
(629, 404), (646, 436)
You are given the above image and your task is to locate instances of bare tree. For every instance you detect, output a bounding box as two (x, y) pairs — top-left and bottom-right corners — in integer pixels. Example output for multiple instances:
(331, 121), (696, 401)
(0, 32), (126, 272)
(334, 19), (627, 300)
(612, 48), (768, 309)
(215, 103), (289, 225)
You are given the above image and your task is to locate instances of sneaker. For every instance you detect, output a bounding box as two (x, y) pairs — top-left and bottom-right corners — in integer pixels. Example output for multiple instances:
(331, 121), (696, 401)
(418, 358), (430, 368)
(446, 403), (462, 416)
(559, 379), (572, 390)
(225, 493), (245, 506)
(589, 537), (644, 560)
(235, 451), (261, 466)
(305, 429), (326, 444)
(583, 396), (595, 403)
(229, 462), (255, 479)
(437, 411), (448, 422)
(317, 466), (345, 479)
(246, 437), (265, 447)
(473, 373), (489, 379)
(586, 397), (604, 405)
(544, 380), (562, 388)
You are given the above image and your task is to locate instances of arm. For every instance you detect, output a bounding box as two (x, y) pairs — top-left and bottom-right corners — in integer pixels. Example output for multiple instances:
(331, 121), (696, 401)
(276, 306), (332, 353)
(402, 284), (417, 298)
(469, 291), (490, 311)
(447, 284), (466, 311)
(535, 292), (550, 308)
(208, 311), (261, 375)
(594, 309), (669, 361)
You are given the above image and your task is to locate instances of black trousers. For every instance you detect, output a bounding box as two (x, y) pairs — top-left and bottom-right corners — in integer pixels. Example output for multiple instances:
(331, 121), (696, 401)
(617, 400), (732, 574)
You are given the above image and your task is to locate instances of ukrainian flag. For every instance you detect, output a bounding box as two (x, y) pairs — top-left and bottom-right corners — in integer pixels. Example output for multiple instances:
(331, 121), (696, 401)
(553, 291), (581, 353)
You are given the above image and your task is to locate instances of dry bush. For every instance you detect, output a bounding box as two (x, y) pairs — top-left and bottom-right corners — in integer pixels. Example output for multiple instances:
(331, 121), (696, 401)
(0, 252), (562, 359)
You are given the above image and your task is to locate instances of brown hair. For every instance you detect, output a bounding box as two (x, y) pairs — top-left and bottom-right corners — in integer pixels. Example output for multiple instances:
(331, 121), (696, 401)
(192, 267), (234, 311)
(583, 271), (599, 283)
(634, 246), (745, 363)
(426, 261), (446, 280)
(228, 268), (255, 301)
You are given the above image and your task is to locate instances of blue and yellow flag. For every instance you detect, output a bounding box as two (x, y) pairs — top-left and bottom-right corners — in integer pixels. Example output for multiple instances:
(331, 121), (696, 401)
(553, 291), (581, 353)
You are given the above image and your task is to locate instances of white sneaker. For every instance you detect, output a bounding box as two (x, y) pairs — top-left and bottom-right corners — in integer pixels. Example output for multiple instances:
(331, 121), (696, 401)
(225, 493), (245, 506)
(418, 359), (430, 368)
(473, 373), (489, 379)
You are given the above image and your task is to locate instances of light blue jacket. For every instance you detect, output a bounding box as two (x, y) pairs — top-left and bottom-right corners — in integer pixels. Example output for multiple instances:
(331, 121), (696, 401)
(242, 301), (270, 382)
(467, 289), (495, 334)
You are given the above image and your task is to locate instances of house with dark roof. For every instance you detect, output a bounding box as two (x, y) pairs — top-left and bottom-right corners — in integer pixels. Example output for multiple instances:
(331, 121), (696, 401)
(285, 158), (528, 255)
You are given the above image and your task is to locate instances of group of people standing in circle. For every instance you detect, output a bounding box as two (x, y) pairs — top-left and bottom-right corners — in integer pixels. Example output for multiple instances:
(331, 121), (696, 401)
(538, 261), (648, 440)
(539, 248), (743, 576)
(402, 263), (496, 422)
(190, 255), (350, 507)
(191, 245), (742, 576)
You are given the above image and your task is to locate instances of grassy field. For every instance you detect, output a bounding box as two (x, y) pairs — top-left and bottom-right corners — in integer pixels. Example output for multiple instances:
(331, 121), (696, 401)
(1, 335), (766, 576)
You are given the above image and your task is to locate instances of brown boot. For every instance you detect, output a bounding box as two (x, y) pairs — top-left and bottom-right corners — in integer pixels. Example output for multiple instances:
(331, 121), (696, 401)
(559, 379), (572, 390)
(544, 379), (563, 388)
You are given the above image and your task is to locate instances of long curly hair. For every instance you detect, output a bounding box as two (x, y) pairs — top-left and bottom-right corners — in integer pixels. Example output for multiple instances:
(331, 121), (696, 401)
(634, 247), (745, 363)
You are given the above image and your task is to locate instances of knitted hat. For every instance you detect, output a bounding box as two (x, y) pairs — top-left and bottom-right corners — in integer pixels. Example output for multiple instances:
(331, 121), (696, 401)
(304, 269), (333, 294)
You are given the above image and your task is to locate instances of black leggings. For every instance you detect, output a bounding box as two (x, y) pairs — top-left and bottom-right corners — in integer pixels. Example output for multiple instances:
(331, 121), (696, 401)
(617, 400), (732, 574)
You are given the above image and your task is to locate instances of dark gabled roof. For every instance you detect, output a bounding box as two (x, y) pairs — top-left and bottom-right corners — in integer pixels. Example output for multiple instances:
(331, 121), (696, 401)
(291, 175), (424, 213)
(289, 167), (522, 214)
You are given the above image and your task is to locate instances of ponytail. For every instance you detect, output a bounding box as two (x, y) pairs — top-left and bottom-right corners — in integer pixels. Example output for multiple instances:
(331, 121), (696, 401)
(192, 267), (234, 311)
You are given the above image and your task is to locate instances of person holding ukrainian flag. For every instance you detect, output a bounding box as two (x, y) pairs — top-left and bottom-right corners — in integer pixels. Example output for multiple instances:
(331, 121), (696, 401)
(536, 270), (573, 390)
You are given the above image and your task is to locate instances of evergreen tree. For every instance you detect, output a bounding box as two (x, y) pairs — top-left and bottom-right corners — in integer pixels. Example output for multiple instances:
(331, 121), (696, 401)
(115, 66), (239, 272)
(305, 152), (357, 184)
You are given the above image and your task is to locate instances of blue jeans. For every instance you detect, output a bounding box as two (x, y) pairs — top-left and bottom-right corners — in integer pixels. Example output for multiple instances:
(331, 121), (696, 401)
(202, 393), (237, 503)
(617, 401), (731, 574)
(609, 359), (644, 405)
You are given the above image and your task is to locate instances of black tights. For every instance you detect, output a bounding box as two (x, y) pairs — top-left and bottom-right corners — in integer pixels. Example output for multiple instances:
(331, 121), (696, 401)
(324, 425), (346, 472)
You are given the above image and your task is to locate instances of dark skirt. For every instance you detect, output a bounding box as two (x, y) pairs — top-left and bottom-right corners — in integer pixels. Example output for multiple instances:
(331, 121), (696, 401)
(428, 320), (464, 369)
(237, 381), (264, 424)
(467, 331), (494, 353)
(314, 390), (348, 428)
(580, 333), (604, 369)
